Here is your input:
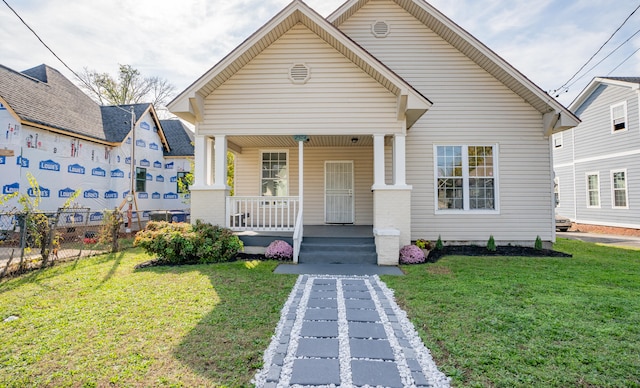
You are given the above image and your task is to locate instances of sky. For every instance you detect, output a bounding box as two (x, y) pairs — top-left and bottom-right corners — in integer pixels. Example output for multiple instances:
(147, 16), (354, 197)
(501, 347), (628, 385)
(1, 0), (639, 108)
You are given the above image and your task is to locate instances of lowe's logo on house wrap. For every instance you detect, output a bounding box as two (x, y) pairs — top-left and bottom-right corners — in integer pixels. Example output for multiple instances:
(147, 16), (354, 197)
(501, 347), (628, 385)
(143, 211), (150, 218)
(153, 160), (162, 168)
(170, 176), (177, 183)
(39, 159), (60, 171)
(83, 189), (99, 199)
(140, 159), (150, 167)
(152, 192), (161, 199)
(140, 122), (150, 130)
(65, 213), (83, 223)
(136, 139), (146, 148)
(3, 182), (19, 195)
(17, 156), (29, 168)
(122, 190), (130, 198)
(104, 190), (118, 199)
(156, 175), (164, 182)
(90, 212), (104, 222)
(138, 192), (148, 199)
(92, 167), (106, 177)
(126, 137), (131, 144)
(164, 192), (178, 199)
(0, 156), (5, 164)
(165, 162), (174, 169)
(68, 163), (85, 174)
(146, 173), (153, 181)
(58, 187), (76, 198)
(125, 157), (131, 165)
(111, 169), (124, 178)
(27, 186), (50, 198)
(149, 142), (159, 151)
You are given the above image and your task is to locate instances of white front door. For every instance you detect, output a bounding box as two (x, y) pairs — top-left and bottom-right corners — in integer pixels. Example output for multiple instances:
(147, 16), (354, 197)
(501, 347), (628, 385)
(325, 161), (354, 224)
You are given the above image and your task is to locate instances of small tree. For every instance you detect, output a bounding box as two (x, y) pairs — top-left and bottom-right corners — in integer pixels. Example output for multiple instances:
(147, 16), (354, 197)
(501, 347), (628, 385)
(435, 235), (444, 251)
(99, 209), (123, 253)
(534, 235), (543, 250)
(487, 235), (497, 252)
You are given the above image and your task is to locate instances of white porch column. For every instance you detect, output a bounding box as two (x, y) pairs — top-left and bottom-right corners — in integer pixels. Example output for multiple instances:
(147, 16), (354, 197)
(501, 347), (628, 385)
(298, 139), (304, 210)
(213, 135), (228, 189)
(373, 134), (386, 189)
(392, 134), (407, 186)
(193, 135), (212, 188)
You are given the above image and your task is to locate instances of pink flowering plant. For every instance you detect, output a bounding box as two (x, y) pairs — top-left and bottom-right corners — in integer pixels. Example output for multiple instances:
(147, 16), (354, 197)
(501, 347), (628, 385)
(399, 244), (426, 264)
(265, 240), (293, 261)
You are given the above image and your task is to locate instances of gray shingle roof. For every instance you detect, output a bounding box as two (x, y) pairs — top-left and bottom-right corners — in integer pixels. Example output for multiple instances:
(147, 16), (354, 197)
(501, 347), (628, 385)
(161, 120), (194, 157)
(601, 77), (640, 84)
(0, 64), (105, 140)
(100, 103), (152, 143)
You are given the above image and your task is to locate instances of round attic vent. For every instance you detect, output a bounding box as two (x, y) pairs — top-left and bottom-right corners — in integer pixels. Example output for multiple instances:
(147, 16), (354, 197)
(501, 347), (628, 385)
(289, 63), (310, 84)
(372, 21), (390, 38)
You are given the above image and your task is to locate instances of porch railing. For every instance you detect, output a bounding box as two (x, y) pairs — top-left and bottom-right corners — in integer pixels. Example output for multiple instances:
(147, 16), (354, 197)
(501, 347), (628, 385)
(226, 196), (299, 232)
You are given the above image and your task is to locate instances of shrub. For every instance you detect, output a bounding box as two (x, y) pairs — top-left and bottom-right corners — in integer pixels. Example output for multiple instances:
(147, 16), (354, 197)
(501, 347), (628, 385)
(435, 235), (444, 250)
(535, 235), (543, 250)
(399, 244), (426, 264)
(415, 239), (433, 250)
(487, 235), (497, 252)
(265, 240), (293, 261)
(134, 220), (243, 264)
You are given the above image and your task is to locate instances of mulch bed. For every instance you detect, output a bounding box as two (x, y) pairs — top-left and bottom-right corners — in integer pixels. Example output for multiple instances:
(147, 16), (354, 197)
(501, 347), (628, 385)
(426, 245), (571, 262)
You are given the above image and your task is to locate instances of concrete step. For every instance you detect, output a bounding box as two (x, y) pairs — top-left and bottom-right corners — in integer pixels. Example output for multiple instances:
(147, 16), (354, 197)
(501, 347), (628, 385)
(299, 237), (377, 265)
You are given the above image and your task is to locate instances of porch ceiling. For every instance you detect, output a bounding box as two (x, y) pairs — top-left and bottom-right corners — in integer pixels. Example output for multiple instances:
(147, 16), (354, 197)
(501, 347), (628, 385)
(228, 135), (374, 151)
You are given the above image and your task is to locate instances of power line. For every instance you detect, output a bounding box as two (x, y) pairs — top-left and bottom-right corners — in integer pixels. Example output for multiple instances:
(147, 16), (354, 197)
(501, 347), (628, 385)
(2, 0), (136, 116)
(566, 27), (640, 88)
(607, 47), (640, 75)
(553, 2), (640, 94)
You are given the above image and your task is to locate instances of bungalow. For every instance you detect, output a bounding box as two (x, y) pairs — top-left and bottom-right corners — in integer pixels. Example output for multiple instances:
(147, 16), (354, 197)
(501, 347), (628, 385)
(0, 64), (194, 224)
(168, 0), (579, 264)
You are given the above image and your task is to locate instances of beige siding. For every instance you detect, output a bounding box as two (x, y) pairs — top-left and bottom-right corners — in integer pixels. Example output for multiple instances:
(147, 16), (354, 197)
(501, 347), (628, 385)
(200, 23), (402, 135)
(234, 146), (374, 225)
(340, 0), (555, 242)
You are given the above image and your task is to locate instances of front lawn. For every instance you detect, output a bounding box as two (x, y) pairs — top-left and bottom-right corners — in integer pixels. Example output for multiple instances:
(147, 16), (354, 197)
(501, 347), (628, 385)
(383, 238), (640, 387)
(0, 248), (296, 387)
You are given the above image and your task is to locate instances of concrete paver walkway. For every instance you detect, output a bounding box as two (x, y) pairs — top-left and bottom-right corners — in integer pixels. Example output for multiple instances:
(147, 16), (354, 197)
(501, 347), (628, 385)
(253, 275), (450, 387)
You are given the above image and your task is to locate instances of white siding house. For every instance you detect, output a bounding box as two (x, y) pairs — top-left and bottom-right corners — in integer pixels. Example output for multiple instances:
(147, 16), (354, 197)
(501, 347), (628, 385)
(554, 77), (640, 230)
(169, 0), (579, 264)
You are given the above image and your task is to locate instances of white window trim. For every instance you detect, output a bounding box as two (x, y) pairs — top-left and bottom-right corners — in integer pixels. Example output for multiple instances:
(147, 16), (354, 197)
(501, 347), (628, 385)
(611, 169), (629, 209)
(260, 149), (289, 198)
(586, 172), (600, 208)
(610, 101), (628, 133)
(433, 144), (500, 214)
(554, 177), (560, 207)
(553, 133), (563, 148)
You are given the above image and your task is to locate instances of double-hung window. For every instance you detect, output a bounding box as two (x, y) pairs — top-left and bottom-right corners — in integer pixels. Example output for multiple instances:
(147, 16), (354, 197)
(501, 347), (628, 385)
(611, 102), (627, 132)
(436, 145), (497, 212)
(135, 167), (146, 193)
(586, 173), (600, 208)
(261, 151), (288, 197)
(611, 170), (628, 208)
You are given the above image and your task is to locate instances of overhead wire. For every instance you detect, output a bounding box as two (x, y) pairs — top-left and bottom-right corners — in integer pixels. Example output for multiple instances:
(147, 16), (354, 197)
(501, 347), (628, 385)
(607, 47), (640, 75)
(1, 0), (136, 116)
(553, 2), (640, 95)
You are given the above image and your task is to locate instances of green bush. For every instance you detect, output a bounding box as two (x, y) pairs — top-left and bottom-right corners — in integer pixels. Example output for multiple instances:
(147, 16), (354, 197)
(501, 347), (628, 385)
(487, 235), (497, 252)
(435, 235), (444, 250)
(535, 235), (543, 250)
(134, 220), (243, 264)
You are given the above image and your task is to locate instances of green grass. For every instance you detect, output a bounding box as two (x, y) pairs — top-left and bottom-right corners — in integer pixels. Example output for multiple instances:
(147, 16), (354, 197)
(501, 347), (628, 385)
(383, 238), (640, 387)
(0, 248), (296, 387)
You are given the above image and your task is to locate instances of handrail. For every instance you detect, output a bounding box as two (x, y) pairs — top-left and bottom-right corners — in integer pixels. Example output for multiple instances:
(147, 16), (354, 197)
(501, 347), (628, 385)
(226, 196), (299, 231)
(292, 209), (303, 263)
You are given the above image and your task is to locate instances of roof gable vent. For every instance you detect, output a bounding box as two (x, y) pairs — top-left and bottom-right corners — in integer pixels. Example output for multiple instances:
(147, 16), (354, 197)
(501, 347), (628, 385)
(289, 63), (310, 84)
(372, 21), (390, 38)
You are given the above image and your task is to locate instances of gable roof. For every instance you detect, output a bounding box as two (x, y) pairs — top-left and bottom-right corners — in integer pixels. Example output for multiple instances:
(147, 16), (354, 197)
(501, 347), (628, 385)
(161, 120), (194, 157)
(329, 0), (580, 134)
(0, 64), (105, 141)
(569, 77), (640, 113)
(168, 0), (432, 128)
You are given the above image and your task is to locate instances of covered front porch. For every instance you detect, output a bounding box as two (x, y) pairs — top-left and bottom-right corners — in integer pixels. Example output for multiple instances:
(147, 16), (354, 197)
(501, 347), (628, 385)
(189, 133), (413, 265)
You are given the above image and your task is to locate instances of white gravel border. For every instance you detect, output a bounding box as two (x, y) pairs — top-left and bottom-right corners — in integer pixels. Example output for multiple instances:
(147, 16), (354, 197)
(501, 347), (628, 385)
(253, 274), (451, 387)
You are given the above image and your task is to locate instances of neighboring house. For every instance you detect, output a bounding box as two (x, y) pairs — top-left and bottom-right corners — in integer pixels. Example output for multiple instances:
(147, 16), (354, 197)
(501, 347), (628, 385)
(554, 77), (640, 231)
(0, 64), (194, 224)
(168, 0), (578, 264)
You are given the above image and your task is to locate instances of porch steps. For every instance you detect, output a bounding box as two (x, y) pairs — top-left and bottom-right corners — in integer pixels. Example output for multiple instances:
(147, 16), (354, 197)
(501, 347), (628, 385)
(298, 236), (377, 265)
